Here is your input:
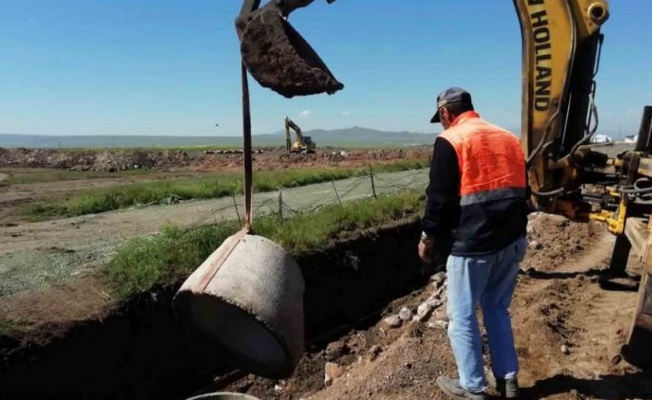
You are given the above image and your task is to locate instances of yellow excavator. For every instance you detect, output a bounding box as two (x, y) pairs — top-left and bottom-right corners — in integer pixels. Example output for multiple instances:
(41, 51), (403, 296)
(284, 115), (316, 154)
(235, 0), (652, 366)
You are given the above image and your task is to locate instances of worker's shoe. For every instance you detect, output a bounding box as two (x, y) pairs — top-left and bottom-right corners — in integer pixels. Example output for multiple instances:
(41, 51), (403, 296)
(436, 376), (488, 400)
(496, 377), (519, 399)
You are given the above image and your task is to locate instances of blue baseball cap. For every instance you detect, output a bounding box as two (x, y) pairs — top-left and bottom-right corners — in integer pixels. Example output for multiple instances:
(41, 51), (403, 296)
(430, 87), (473, 123)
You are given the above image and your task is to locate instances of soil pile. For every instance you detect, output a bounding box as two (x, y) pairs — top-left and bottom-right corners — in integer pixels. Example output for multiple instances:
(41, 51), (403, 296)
(193, 148), (432, 171)
(208, 213), (652, 400)
(0, 148), (191, 172)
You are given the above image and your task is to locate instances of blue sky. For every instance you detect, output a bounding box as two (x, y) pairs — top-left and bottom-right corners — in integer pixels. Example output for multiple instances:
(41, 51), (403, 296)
(0, 0), (650, 137)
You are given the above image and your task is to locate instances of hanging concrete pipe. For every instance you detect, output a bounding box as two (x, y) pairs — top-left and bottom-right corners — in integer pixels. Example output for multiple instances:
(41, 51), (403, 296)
(174, 1), (306, 382)
(173, 232), (305, 379)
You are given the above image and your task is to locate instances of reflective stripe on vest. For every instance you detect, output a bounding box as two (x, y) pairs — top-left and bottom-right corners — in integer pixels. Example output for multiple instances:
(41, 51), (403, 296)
(438, 111), (526, 206)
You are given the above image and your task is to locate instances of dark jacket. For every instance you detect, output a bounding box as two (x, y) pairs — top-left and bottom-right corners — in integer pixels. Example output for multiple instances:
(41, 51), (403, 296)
(421, 116), (529, 257)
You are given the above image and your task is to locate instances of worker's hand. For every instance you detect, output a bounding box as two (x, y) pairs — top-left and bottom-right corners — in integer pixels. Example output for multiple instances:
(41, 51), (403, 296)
(418, 239), (432, 263)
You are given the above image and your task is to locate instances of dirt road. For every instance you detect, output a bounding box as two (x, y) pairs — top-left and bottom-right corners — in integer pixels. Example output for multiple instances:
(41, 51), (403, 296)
(0, 168), (428, 296)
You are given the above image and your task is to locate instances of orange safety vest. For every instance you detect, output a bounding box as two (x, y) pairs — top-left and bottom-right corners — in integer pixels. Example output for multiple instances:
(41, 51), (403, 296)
(438, 111), (526, 206)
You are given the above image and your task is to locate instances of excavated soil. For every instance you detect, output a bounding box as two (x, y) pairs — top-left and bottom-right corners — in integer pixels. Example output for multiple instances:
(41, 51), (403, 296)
(0, 147), (192, 171)
(206, 214), (652, 400)
(191, 148), (431, 172)
(236, 3), (344, 98)
(0, 147), (430, 172)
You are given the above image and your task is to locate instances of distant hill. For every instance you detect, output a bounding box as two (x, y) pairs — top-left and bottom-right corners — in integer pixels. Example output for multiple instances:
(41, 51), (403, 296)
(0, 127), (436, 149)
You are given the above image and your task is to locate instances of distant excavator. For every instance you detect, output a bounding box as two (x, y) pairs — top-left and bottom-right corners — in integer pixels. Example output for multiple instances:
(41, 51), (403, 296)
(284, 116), (316, 154)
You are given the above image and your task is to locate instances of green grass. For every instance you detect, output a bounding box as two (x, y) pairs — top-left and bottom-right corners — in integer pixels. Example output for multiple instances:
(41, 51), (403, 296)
(106, 190), (424, 298)
(22, 160), (428, 219)
(3, 168), (162, 185)
(0, 317), (30, 336)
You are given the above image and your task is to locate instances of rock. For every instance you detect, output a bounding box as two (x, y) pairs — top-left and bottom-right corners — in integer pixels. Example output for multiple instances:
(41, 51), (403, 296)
(368, 345), (383, 361)
(561, 344), (570, 355)
(398, 307), (413, 321)
(415, 302), (434, 322)
(433, 307), (448, 321)
(428, 320), (449, 330)
(529, 240), (540, 249)
(325, 362), (345, 386)
(431, 272), (446, 288)
(325, 341), (351, 360)
(382, 315), (402, 329)
(426, 296), (443, 309)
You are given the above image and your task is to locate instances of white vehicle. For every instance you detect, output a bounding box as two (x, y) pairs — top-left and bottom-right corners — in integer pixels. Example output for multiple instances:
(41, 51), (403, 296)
(590, 134), (613, 144)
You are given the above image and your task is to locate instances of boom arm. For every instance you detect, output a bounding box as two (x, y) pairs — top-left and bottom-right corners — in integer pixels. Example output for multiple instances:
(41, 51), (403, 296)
(284, 116), (304, 153)
(285, 116), (304, 141)
(236, 0), (610, 218)
(515, 0), (609, 218)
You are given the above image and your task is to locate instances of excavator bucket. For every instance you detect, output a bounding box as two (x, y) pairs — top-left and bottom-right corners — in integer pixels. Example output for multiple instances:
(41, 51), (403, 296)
(235, 1), (344, 98)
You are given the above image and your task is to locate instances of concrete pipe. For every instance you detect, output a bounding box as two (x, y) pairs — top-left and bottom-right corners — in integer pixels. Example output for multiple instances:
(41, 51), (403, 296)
(173, 233), (305, 379)
(186, 392), (261, 400)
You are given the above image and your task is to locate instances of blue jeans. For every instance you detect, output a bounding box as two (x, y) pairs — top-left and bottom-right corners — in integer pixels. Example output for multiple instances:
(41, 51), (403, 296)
(445, 237), (527, 392)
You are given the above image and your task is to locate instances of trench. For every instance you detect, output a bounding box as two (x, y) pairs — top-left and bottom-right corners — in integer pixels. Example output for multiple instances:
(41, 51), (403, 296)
(0, 218), (437, 399)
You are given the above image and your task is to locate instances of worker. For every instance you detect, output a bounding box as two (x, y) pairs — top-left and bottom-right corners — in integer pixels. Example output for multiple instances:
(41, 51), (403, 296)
(418, 87), (529, 400)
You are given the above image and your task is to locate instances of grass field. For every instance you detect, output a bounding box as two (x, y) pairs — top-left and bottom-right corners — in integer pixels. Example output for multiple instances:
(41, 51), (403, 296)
(3, 167), (164, 185)
(21, 160), (428, 219)
(106, 190), (424, 298)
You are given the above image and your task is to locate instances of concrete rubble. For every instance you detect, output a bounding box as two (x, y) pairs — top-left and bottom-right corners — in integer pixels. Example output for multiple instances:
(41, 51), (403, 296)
(398, 307), (413, 321)
(383, 272), (450, 328)
(324, 362), (345, 386)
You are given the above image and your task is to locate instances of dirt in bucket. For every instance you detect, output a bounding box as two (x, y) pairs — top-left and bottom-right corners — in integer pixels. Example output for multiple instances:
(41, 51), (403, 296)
(235, 2), (344, 98)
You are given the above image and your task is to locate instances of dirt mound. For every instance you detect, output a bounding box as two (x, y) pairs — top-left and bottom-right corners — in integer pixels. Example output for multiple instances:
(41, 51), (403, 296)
(192, 148), (432, 171)
(0, 146), (431, 173)
(220, 275), (455, 400)
(0, 147), (191, 172)
(524, 212), (601, 271)
(236, 2), (344, 98)
(209, 212), (652, 400)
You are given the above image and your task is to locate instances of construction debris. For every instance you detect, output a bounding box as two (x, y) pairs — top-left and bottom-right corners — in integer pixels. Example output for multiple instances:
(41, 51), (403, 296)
(324, 362), (345, 386)
(382, 315), (402, 329)
(0, 147), (190, 172)
(398, 307), (413, 322)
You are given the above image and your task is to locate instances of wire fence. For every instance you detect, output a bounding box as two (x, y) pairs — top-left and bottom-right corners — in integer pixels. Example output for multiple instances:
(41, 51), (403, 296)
(185, 166), (430, 230)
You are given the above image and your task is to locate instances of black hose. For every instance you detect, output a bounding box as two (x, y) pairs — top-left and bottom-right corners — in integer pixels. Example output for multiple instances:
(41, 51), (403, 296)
(532, 187), (565, 197)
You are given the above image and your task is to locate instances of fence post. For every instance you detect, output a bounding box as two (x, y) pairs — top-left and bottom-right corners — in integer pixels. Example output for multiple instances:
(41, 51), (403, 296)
(278, 188), (283, 220)
(331, 179), (343, 206)
(232, 193), (242, 225)
(369, 164), (377, 199)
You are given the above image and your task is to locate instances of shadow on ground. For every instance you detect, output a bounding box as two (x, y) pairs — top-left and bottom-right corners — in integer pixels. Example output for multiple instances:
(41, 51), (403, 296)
(522, 371), (652, 399)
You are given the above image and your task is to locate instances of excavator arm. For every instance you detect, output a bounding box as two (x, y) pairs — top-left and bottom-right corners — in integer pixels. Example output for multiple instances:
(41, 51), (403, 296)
(284, 115), (303, 153)
(284, 116), (316, 153)
(235, 0), (610, 219)
(515, 0), (609, 219)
